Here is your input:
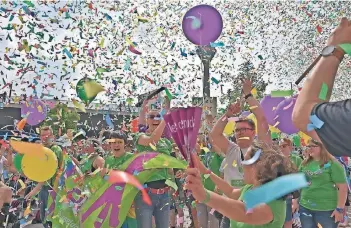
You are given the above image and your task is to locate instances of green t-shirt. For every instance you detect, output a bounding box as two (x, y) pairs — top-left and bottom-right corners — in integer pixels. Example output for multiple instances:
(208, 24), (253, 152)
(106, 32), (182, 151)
(49, 145), (63, 185)
(200, 152), (224, 191)
(134, 133), (172, 182)
(231, 185), (286, 228)
(299, 160), (346, 211)
(105, 152), (134, 170)
(290, 154), (302, 169)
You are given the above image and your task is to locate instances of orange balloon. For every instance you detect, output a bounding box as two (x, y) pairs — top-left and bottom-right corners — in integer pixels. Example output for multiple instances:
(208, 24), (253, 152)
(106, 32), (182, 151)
(17, 118), (27, 131)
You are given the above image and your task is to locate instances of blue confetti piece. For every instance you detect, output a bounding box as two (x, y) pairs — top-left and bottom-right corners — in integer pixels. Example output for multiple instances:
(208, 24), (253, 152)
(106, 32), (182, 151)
(307, 115), (324, 131)
(104, 13), (112, 20)
(105, 114), (114, 129)
(20, 219), (26, 224)
(133, 170), (139, 176)
(159, 109), (166, 118)
(124, 58), (131, 71)
(210, 42), (225, 47)
(63, 48), (73, 59)
(323, 162), (331, 169)
(4, 132), (8, 140)
(293, 212), (300, 219)
(104, 175), (109, 180)
(243, 173), (308, 210)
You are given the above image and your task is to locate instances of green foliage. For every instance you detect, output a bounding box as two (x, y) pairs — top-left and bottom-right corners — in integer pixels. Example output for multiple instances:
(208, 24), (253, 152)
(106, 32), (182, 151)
(220, 60), (268, 111)
(41, 103), (80, 136)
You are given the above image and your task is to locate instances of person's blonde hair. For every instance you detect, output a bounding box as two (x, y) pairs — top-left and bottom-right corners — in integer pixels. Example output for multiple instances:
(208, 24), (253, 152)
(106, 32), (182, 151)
(301, 139), (334, 167)
(40, 126), (53, 134)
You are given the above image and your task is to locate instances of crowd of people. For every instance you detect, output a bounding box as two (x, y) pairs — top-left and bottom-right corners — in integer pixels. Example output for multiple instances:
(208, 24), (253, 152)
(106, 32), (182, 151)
(0, 17), (351, 228)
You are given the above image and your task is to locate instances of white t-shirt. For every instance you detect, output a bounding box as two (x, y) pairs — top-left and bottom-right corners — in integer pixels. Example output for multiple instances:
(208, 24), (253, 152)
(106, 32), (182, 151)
(220, 142), (248, 188)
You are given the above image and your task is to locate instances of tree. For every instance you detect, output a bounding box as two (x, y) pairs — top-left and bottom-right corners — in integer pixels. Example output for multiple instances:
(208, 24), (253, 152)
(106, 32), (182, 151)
(41, 103), (80, 136)
(220, 60), (268, 112)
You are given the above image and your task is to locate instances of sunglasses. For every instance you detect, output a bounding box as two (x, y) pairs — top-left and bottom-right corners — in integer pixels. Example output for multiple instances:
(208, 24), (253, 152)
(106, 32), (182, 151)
(306, 145), (319, 148)
(147, 114), (161, 120)
(234, 128), (253, 133)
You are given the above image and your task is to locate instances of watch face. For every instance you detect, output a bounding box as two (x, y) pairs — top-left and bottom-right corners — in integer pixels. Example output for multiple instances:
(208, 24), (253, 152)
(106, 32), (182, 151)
(321, 46), (335, 56)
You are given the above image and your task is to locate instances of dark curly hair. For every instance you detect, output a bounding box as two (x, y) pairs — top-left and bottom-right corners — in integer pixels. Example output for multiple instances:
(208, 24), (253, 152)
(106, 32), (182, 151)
(247, 141), (298, 186)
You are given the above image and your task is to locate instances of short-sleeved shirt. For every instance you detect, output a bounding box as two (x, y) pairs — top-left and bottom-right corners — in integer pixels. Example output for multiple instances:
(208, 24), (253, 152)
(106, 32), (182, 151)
(230, 185), (286, 228)
(200, 152), (224, 191)
(220, 142), (248, 188)
(312, 100), (351, 157)
(299, 160), (347, 211)
(290, 154), (302, 169)
(105, 152), (134, 170)
(49, 145), (63, 185)
(134, 133), (172, 182)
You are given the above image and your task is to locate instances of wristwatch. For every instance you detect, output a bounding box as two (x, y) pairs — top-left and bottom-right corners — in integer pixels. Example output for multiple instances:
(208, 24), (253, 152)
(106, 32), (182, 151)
(321, 45), (345, 62)
(244, 93), (253, 100)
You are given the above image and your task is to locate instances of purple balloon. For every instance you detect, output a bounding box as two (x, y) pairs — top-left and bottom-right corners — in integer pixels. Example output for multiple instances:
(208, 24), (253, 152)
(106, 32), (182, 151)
(275, 97), (299, 135)
(260, 95), (285, 126)
(20, 99), (47, 126)
(182, 5), (223, 46)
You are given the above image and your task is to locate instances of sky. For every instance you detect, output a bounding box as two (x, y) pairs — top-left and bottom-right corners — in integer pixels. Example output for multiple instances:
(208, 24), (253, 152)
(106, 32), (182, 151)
(0, 0), (350, 111)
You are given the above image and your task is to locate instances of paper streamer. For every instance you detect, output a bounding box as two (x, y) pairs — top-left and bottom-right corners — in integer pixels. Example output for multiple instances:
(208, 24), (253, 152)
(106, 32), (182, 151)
(339, 43), (351, 56)
(271, 90), (293, 97)
(241, 150), (261, 165)
(243, 173), (308, 210)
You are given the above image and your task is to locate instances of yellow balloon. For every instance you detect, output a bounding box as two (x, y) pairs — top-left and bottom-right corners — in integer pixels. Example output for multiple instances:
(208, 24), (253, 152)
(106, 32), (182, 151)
(224, 120), (236, 135)
(21, 147), (58, 182)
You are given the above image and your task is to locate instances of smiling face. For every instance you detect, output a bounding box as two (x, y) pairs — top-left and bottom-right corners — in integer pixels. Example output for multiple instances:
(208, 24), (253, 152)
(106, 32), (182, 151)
(306, 141), (321, 159)
(146, 110), (161, 132)
(108, 138), (126, 157)
(40, 128), (55, 147)
(234, 120), (255, 148)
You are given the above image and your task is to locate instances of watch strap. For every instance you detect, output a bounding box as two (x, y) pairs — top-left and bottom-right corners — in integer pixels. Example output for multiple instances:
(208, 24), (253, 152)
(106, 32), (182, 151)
(295, 55), (322, 85)
(331, 47), (345, 62)
(244, 93), (253, 99)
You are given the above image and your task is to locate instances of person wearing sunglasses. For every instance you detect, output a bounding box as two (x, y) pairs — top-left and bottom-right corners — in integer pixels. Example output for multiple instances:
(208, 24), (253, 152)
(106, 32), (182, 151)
(298, 139), (347, 228)
(210, 79), (271, 228)
(185, 141), (296, 228)
(78, 138), (105, 175)
(134, 98), (173, 228)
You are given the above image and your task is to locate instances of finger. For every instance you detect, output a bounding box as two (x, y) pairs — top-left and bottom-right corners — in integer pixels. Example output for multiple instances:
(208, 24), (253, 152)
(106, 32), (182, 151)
(186, 168), (200, 177)
(185, 174), (202, 185)
(340, 17), (349, 28)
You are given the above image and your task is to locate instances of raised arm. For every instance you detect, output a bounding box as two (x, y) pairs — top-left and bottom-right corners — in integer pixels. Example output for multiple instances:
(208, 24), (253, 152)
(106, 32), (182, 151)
(210, 101), (241, 154)
(138, 100), (148, 127)
(242, 79), (271, 145)
(292, 18), (350, 140)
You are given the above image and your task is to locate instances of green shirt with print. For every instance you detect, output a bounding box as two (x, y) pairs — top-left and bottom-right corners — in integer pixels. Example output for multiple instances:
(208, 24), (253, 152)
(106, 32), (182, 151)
(105, 152), (134, 170)
(290, 154), (302, 169)
(200, 152), (224, 191)
(299, 160), (346, 211)
(48, 145), (63, 185)
(134, 133), (172, 182)
(230, 185), (286, 228)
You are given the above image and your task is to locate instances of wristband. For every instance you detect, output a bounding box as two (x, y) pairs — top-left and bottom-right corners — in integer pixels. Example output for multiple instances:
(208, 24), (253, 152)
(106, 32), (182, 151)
(244, 93), (253, 99)
(339, 44), (351, 56)
(336, 207), (344, 213)
(201, 190), (211, 204)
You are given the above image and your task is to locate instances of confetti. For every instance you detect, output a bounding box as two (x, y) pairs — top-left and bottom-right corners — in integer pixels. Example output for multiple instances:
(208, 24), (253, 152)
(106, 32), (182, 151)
(318, 83), (328, 101)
